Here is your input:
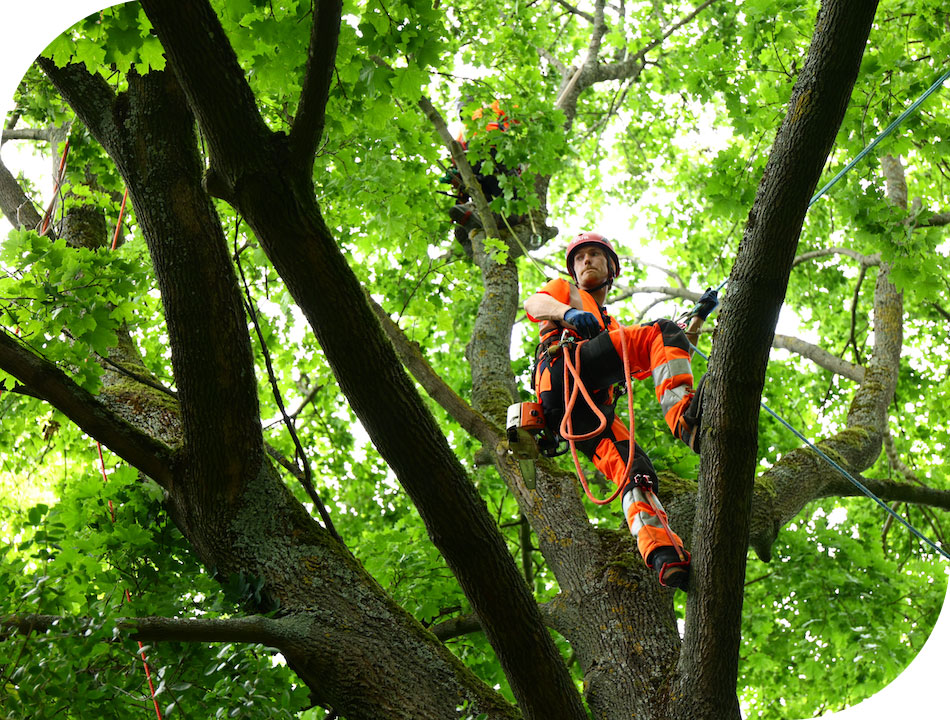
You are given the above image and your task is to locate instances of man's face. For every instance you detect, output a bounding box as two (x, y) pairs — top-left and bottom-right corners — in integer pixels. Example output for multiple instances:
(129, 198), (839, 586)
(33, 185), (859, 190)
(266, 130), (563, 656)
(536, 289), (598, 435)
(573, 245), (610, 289)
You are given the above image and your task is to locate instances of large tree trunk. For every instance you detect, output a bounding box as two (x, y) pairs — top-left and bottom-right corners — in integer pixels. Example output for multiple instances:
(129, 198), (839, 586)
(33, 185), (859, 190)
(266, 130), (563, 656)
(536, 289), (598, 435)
(671, 1), (880, 717)
(35, 57), (524, 720)
(7, 0), (937, 717)
(132, 1), (588, 717)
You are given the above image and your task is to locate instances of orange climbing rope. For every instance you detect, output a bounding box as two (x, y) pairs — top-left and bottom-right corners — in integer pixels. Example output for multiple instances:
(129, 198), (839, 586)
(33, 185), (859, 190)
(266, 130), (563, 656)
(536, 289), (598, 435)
(110, 189), (129, 251)
(555, 327), (685, 560)
(96, 443), (163, 720)
(557, 327), (633, 506)
(95, 190), (163, 720)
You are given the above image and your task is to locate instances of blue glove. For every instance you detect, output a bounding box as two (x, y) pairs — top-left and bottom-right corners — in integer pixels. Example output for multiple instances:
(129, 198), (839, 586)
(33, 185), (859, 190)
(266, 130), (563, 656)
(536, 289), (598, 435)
(564, 308), (600, 339)
(690, 288), (719, 321)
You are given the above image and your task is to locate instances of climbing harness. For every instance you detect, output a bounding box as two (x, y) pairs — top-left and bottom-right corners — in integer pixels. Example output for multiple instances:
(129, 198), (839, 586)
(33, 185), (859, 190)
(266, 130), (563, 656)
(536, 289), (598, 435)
(558, 326), (688, 561)
(556, 328), (629, 506)
(556, 327), (685, 556)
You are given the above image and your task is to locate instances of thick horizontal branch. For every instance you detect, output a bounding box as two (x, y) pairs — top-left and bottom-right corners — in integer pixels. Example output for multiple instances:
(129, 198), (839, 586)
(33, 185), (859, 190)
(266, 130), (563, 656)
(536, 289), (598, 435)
(821, 474), (950, 511)
(430, 614), (483, 641)
(1, 127), (52, 143)
(1, 612), (297, 648)
(611, 284), (701, 304)
(125, 614), (296, 645)
(920, 210), (950, 227)
(8, 603), (575, 656)
(430, 599), (561, 642)
(0, 329), (174, 485)
(772, 333), (865, 382)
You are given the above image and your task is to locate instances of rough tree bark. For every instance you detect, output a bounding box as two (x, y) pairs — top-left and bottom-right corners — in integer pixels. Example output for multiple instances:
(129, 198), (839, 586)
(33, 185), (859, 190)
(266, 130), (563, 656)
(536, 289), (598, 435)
(138, 0), (589, 717)
(32, 55), (523, 720)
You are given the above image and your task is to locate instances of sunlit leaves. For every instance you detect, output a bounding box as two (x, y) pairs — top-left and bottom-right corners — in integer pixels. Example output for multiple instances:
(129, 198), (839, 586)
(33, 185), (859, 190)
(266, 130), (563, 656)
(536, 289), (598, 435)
(0, 228), (147, 389)
(2, 0), (949, 717)
(0, 452), (304, 718)
(41, 4), (166, 75)
(740, 504), (947, 718)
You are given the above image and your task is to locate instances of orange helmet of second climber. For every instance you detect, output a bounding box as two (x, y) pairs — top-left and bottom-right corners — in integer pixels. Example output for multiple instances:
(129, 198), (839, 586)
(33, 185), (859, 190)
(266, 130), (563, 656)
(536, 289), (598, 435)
(565, 232), (621, 282)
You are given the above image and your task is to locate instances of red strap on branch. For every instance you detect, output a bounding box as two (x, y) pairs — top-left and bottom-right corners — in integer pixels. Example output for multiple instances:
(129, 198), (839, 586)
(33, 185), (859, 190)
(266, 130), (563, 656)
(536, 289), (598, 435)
(110, 189), (129, 251)
(39, 139), (70, 236)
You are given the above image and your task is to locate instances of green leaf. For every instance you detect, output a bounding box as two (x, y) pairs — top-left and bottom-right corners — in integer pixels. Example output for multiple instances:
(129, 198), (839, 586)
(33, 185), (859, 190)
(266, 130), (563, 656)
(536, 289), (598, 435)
(137, 36), (167, 72)
(74, 38), (107, 74)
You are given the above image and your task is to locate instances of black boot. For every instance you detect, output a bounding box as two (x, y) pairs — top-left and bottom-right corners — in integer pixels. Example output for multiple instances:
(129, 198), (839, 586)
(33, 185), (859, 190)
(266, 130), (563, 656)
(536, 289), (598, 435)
(648, 546), (690, 591)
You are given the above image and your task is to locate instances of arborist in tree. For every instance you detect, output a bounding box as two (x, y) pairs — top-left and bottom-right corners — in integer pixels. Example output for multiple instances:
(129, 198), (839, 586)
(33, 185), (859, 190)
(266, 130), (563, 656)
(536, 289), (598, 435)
(440, 97), (521, 250)
(523, 232), (716, 591)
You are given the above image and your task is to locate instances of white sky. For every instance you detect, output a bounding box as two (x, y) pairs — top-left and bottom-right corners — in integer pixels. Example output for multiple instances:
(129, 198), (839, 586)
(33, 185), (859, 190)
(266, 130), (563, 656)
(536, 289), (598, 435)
(1, 3), (948, 719)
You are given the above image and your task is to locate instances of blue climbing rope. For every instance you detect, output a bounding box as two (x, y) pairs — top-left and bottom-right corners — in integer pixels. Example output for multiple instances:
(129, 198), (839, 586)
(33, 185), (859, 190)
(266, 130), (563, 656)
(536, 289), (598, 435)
(809, 67), (950, 209)
(758, 397), (950, 561)
(689, 343), (950, 561)
(682, 68), (950, 560)
(710, 66), (950, 296)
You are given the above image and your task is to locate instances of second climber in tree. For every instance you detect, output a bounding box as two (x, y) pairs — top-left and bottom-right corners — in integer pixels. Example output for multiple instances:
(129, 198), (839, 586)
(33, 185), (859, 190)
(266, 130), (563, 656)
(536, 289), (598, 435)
(524, 232), (710, 591)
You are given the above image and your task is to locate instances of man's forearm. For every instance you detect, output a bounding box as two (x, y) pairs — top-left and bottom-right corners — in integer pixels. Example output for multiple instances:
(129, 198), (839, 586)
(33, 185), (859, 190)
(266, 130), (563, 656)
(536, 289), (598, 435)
(524, 293), (570, 322)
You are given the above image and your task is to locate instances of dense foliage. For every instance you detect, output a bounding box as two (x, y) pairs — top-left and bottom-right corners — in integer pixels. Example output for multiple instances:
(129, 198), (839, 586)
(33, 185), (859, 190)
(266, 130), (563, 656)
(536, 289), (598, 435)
(1, 0), (948, 718)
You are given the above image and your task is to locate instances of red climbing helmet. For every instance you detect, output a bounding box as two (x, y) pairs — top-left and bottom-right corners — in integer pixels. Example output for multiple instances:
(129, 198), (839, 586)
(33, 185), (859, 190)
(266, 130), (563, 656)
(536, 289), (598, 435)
(565, 232), (621, 282)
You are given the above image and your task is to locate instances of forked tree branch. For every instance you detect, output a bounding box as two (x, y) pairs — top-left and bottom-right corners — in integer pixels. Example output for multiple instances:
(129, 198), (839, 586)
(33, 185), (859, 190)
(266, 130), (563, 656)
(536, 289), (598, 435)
(590, 0), (722, 85)
(140, 4), (588, 714)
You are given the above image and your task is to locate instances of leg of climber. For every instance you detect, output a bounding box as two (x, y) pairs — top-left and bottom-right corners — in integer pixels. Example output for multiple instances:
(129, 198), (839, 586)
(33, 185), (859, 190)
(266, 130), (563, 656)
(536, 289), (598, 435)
(577, 320), (699, 449)
(619, 450), (689, 591)
(577, 416), (690, 591)
(613, 318), (695, 437)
